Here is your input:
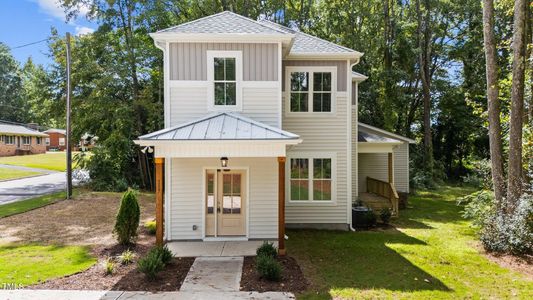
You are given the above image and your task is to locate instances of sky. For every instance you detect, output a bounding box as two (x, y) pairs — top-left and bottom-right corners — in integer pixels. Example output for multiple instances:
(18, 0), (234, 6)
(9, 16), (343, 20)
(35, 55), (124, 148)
(0, 0), (97, 66)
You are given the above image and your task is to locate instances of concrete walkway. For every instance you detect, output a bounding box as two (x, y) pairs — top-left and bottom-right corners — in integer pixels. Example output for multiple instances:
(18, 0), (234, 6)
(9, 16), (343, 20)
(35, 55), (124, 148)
(0, 290), (294, 300)
(181, 257), (244, 292)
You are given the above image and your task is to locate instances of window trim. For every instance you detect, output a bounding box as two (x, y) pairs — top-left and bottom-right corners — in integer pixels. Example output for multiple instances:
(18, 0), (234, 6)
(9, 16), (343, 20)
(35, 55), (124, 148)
(59, 137), (66, 146)
(285, 66), (337, 116)
(206, 50), (243, 112)
(4, 135), (15, 145)
(286, 152), (337, 205)
(22, 136), (31, 145)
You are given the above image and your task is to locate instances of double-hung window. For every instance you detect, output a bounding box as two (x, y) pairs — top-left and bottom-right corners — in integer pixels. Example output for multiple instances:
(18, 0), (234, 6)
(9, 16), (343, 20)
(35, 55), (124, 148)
(207, 51), (242, 111)
(22, 136), (31, 145)
(288, 68), (334, 113)
(289, 155), (334, 202)
(4, 136), (14, 145)
(36, 137), (42, 145)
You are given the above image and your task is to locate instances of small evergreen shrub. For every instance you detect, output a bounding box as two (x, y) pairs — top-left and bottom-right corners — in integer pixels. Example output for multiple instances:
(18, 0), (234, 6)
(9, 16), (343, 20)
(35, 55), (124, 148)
(144, 220), (156, 235)
(113, 189), (141, 245)
(256, 254), (282, 281)
(153, 245), (173, 265)
(379, 208), (392, 224)
(119, 249), (136, 265)
(138, 251), (164, 280)
(256, 242), (278, 258)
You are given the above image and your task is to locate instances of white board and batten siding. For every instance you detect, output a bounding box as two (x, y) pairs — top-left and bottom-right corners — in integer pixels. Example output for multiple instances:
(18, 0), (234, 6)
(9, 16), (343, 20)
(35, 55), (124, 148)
(167, 42), (281, 127)
(169, 157), (278, 240)
(282, 60), (351, 226)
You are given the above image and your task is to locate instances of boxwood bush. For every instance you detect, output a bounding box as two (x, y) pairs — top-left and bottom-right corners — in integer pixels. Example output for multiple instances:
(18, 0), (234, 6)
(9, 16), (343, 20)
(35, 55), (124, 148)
(256, 241), (277, 258)
(256, 254), (282, 281)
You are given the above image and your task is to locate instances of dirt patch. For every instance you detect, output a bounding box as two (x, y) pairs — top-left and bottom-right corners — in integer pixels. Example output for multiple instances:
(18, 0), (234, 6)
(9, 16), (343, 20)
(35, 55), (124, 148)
(0, 191), (155, 245)
(32, 235), (195, 291)
(484, 251), (533, 280)
(240, 256), (307, 293)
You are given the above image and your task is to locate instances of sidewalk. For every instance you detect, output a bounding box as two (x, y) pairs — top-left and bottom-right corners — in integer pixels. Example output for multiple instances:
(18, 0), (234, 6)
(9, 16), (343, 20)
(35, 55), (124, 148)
(0, 290), (295, 299)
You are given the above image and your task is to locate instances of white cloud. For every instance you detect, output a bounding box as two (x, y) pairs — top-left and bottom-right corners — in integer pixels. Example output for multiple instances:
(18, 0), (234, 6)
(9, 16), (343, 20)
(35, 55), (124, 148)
(75, 26), (95, 36)
(35, 0), (90, 21)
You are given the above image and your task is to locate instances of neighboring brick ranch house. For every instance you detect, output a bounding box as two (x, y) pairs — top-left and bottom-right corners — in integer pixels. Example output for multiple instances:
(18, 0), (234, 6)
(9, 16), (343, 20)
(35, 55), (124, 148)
(43, 129), (66, 151)
(0, 124), (48, 157)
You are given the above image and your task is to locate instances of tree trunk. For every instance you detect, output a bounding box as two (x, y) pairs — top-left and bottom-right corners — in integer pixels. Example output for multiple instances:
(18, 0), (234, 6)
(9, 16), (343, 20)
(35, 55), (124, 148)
(416, 0), (434, 174)
(482, 0), (506, 207)
(507, 0), (527, 210)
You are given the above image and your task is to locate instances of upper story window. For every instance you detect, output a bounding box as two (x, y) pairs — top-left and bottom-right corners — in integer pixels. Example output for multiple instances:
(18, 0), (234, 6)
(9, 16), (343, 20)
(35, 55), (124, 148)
(207, 51), (242, 111)
(288, 67), (335, 114)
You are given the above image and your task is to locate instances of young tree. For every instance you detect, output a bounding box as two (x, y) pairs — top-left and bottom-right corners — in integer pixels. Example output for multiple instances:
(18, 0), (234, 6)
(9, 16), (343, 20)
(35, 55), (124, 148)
(507, 0), (528, 210)
(482, 0), (506, 206)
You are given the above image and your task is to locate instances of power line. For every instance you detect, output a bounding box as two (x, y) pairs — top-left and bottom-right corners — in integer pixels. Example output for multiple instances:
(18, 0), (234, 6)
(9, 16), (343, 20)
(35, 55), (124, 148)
(10, 38), (49, 49)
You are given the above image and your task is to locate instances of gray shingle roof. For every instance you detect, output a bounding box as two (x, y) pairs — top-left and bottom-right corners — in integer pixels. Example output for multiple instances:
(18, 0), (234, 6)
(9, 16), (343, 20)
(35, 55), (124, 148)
(140, 112), (299, 141)
(44, 128), (66, 135)
(157, 11), (287, 35)
(358, 123), (415, 143)
(258, 20), (359, 54)
(0, 124), (48, 137)
(358, 130), (401, 143)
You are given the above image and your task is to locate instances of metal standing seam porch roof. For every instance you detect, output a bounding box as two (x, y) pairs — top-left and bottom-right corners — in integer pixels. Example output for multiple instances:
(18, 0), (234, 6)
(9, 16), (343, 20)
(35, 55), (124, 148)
(139, 112), (300, 141)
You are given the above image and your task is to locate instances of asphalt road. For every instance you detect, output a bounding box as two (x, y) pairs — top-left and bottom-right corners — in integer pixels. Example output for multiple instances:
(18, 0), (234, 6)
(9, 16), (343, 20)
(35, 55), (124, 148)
(0, 172), (70, 205)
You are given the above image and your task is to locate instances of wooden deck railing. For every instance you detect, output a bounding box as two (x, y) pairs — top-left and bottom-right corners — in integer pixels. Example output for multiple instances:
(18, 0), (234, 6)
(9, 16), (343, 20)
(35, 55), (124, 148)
(366, 177), (399, 216)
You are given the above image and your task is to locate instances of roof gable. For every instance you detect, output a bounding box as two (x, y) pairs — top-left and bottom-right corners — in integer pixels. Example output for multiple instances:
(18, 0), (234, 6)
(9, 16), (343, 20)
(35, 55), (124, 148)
(157, 11), (286, 35)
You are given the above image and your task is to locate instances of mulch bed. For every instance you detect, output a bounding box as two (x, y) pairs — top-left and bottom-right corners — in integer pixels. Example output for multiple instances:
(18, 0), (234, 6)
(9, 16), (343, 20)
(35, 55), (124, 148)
(240, 256), (307, 293)
(31, 232), (195, 292)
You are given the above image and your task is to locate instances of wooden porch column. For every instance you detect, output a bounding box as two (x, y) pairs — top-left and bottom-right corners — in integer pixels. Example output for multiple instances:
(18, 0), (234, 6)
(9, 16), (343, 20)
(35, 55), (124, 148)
(155, 157), (164, 246)
(278, 156), (286, 256)
(388, 152), (394, 184)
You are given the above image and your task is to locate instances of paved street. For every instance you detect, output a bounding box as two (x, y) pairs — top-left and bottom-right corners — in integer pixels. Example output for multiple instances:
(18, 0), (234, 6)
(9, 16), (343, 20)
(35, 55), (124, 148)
(0, 167), (70, 205)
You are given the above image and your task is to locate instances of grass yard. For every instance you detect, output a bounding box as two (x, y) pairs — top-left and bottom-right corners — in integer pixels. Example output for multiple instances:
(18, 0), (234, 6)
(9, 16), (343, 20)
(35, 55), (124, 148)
(0, 152), (86, 172)
(0, 191), (66, 218)
(0, 167), (42, 181)
(0, 244), (96, 286)
(288, 186), (533, 299)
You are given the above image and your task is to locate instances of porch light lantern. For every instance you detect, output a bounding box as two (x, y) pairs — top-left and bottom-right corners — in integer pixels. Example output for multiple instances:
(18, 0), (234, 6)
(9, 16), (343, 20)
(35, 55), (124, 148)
(220, 157), (229, 168)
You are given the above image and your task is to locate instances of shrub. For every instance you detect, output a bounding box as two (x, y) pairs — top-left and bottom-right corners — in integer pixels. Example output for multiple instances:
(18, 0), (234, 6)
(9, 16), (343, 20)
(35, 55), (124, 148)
(144, 220), (156, 235)
(103, 258), (115, 275)
(379, 208), (392, 224)
(256, 242), (277, 258)
(480, 194), (533, 255)
(458, 190), (495, 227)
(138, 250), (164, 280)
(153, 245), (173, 265)
(256, 254), (282, 281)
(118, 249), (136, 265)
(113, 189), (141, 245)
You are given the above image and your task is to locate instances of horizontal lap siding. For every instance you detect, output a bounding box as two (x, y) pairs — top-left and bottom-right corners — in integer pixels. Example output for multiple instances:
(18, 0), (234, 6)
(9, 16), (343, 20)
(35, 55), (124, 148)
(169, 43), (278, 81)
(169, 157), (277, 240)
(242, 87), (279, 127)
(357, 145), (409, 194)
(169, 87), (207, 126)
(282, 95), (349, 224)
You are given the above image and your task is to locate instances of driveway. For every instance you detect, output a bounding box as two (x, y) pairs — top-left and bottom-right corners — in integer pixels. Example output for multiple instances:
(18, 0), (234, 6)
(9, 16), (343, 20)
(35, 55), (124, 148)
(0, 165), (85, 205)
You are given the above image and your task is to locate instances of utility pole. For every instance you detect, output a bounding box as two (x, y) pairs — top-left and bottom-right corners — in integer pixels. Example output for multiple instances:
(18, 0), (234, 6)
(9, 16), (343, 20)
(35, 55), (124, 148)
(66, 32), (73, 199)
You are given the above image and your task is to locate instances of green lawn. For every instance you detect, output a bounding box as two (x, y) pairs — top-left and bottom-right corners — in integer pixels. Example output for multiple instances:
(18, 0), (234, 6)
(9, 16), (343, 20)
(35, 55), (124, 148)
(0, 152), (83, 172)
(288, 186), (533, 299)
(0, 167), (42, 181)
(0, 244), (96, 286)
(0, 192), (66, 218)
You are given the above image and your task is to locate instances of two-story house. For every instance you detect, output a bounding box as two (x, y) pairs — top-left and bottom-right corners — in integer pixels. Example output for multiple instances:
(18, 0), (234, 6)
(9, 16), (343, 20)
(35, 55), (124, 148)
(135, 11), (414, 254)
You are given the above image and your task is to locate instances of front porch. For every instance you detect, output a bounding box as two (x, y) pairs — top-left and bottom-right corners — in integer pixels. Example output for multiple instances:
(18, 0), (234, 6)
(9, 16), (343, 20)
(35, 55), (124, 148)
(167, 240), (279, 257)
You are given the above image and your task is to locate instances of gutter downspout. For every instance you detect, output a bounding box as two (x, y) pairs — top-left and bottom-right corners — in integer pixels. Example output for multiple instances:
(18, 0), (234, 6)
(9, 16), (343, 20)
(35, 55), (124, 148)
(349, 60), (360, 232)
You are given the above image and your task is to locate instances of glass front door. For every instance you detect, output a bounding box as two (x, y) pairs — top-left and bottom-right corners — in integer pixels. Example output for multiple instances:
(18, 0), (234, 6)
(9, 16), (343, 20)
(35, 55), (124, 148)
(205, 169), (246, 237)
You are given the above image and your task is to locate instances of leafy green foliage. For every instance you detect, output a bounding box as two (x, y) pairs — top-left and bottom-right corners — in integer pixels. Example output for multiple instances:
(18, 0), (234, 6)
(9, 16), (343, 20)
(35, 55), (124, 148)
(379, 208), (392, 224)
(137, 250), (164, 280)
(256, 241), (278, 258)
(113, 189), (140, 245)
(153, 245), (173, 265)
(256, 254), (282, 281)
(457, 190), (495, 227)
